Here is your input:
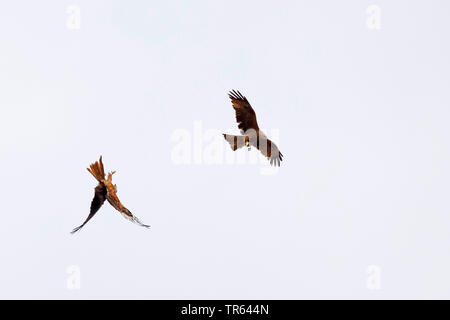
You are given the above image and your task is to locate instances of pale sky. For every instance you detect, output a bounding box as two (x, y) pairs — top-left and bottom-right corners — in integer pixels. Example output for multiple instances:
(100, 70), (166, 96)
(0, 0), (449, 299)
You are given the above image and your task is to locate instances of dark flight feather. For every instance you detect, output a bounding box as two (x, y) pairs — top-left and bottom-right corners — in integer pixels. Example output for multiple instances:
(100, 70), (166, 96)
(71, 183), (107, 234)
(229, 90), (259, 133)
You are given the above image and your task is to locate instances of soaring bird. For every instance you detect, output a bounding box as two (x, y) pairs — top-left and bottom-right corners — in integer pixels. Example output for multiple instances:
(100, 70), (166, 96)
(223, 90), (283, 166)
(71, 156), (150, 233)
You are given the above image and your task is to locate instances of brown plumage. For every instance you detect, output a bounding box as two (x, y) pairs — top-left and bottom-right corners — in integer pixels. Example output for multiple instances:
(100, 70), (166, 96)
(229, 90), (259, 133)
(223, 90), (283, 166)
(71, 156), (150, 234)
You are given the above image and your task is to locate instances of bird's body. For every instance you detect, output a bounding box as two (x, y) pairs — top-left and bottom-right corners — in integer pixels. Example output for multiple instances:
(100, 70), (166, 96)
(223, 90), (283, 166)
(71, 156), (150, 234)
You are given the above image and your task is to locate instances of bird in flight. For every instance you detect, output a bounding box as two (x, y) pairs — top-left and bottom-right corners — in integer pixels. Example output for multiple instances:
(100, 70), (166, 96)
(223, 90), (283, 166)
(71, 156), (150, 234)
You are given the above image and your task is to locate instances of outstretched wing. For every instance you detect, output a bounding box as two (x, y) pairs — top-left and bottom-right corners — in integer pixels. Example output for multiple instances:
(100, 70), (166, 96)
(257, 137), (284, 167)
(229, 90), (259, 133)
(106, 189), (150, 229)
(71, 183), (107, 234)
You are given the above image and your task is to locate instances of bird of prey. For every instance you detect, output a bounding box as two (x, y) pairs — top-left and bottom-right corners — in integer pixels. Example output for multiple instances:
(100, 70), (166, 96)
(71, 156), (150, 233)
(223, 90), (283, 166)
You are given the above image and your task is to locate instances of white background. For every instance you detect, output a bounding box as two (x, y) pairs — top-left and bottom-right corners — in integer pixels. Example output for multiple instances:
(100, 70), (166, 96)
(0, 0), (449, 299)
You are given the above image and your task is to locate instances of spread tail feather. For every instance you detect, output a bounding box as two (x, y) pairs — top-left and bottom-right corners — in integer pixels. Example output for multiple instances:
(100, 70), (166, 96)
(87, 156), (105, 182)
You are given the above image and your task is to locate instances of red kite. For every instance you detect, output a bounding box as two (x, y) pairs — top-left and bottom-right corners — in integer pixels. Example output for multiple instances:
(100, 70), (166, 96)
(71, 156), (150, 233)
(223, 90), (283, 166)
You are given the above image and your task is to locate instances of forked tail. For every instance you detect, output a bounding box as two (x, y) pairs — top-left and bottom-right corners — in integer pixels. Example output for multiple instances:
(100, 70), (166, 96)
(87, 156), (106, 182)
